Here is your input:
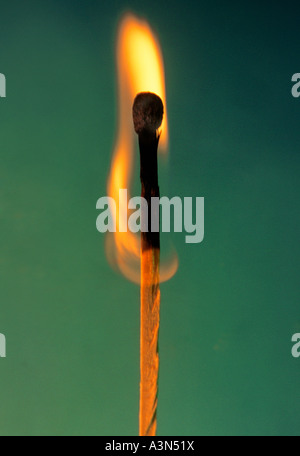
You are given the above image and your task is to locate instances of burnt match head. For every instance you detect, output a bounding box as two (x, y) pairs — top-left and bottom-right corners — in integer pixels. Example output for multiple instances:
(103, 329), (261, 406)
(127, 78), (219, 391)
(133, 92), (164, 135)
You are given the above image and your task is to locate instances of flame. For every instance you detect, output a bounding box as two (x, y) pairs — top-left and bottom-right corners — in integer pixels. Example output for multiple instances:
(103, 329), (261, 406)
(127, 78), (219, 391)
(107, 13), (178, 284)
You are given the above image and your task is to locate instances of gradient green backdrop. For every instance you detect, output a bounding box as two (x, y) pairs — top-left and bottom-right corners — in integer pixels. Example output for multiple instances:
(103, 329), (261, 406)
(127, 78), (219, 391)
(0, 0), (299, 436)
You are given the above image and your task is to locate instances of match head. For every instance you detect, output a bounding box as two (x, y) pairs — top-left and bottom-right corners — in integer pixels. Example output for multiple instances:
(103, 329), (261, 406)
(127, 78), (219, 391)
(132, 92), (164, 135)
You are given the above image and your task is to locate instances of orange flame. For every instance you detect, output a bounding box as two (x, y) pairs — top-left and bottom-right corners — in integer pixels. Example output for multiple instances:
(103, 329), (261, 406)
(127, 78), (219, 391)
(107, 13), (178, 284)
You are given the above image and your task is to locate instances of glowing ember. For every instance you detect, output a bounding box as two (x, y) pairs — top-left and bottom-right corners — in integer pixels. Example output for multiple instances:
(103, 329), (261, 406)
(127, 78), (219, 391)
(107, 13), (178, 283)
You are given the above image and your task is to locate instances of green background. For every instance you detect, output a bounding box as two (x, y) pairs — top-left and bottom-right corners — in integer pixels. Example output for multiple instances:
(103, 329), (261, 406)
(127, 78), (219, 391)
(0, 0), (299, 436)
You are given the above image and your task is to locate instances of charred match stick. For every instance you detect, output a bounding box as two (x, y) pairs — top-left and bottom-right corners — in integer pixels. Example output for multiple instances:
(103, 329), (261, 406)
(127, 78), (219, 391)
(133, 92), (164, 437)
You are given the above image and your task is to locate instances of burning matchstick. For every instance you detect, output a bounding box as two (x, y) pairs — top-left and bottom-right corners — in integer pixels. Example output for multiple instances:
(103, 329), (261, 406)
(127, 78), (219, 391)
(106, 14), (178, 435)
(133, 92), (164, 437)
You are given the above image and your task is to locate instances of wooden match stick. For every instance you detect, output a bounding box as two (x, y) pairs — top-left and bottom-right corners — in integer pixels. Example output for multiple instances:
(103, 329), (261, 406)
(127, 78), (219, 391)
(133, 92), (164, 437)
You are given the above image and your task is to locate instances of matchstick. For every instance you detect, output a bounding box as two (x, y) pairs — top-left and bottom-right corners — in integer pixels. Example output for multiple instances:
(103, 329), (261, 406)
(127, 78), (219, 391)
(133, 92), (164, 437)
